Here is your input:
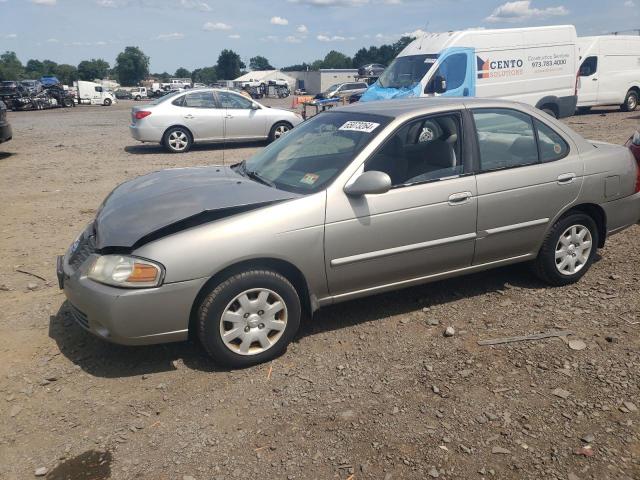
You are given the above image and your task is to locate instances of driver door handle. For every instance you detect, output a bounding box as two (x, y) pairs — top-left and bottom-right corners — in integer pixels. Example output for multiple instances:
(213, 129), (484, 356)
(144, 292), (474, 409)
(184, 114), (194, 119)
(448, 192), (472, 206)
(225, 114), (234, 119)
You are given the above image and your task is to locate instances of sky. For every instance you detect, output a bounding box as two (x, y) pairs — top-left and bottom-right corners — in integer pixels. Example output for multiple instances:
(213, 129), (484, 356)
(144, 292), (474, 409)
(0, 0), (639, 73)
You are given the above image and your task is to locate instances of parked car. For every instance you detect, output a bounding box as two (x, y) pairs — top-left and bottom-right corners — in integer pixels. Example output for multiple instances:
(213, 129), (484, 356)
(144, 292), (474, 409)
(115, 89), (133, 100)
(0, 101), (12, 144)
(58, 98), (640, 367)
(20, 79), (43, 95)
(129, 88), (303, 153)
(357, 63), (386, 77)
(129, 87), (148, 101)
(576, 35), (640, 113)
(315, 82), (369, 100)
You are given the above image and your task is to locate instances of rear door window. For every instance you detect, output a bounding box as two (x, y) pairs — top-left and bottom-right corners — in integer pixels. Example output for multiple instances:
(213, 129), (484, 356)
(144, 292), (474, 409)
(182, 91), (216, 108)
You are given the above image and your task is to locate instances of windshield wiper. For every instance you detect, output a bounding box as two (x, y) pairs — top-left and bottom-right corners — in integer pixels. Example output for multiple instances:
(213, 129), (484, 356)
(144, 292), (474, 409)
(245, 170), (275, 188)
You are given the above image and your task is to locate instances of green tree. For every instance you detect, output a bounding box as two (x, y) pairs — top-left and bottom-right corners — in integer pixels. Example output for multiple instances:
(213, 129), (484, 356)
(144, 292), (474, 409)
(41, 59), (58, 76)
(174, 67), (191, 78)
(0, 51), (25, 81)
(55, 64), (78, 85)
(77, 59), (110, 81)
(249, 55), (273, 71)
(25, 59), (44, 78)
(215, 49), (245, 80)
(114, 46), (149, 86)
(191, 66), (217, 85)
(281, 62), (312, 72)
(321, 50), (352, 69)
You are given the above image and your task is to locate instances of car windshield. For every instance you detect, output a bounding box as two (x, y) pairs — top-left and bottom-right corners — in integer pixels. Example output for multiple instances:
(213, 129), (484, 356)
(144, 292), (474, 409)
(377, 54), (438, 89)
(237, 111), (391, 194)
(325, 84), (341, 93)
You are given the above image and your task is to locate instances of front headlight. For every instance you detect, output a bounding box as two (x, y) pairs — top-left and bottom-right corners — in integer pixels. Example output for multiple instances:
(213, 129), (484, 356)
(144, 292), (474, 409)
(88, 255), (164, 288)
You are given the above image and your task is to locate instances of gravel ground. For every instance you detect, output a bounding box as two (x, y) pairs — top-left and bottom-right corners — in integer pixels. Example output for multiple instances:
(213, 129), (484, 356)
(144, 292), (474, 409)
(0, 100), (639, 480)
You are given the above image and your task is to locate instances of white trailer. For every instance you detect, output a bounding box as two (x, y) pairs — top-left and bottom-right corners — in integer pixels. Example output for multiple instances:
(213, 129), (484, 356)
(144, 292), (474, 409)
(361, 25), (579, 118)
(75, 81), (116, 106)
(577, 35), (640, 112)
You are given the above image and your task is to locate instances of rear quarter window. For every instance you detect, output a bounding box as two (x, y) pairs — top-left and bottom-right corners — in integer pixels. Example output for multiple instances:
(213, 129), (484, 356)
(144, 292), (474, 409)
(534, 119), (570, 162)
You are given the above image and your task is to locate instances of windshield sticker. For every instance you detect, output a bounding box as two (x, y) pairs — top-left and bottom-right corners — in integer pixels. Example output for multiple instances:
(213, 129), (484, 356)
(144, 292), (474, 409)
(339, 121), (380, 133)
(424, 58), (437, 63)
(553, 143), (562, 154)
(300, 173), (319, 185)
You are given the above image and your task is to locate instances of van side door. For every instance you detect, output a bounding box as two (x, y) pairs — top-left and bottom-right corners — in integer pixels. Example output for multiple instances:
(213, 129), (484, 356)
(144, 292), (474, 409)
(425, 48), (476, 98)
(578, 55), (599, 105)
(471, 108), (583, 264)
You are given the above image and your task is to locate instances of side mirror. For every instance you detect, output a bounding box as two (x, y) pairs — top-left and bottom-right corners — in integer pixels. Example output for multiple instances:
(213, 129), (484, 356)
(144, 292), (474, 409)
(250, 103), (260, 110)
(434, 75), (447, 94)
(344, 170), (392, 196)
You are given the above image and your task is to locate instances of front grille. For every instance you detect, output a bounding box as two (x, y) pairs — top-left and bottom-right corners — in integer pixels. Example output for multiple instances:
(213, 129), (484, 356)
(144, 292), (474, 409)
(69, 303), (89, 330)
(68, 233), (96, 270)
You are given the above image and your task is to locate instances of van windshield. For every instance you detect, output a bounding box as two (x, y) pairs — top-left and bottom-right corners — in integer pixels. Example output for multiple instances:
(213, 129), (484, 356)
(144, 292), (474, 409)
(378, 54), (438, 89)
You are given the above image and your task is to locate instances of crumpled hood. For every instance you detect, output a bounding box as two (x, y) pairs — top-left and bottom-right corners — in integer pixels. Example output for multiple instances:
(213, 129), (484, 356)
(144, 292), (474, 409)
(94, 166), (300, 249)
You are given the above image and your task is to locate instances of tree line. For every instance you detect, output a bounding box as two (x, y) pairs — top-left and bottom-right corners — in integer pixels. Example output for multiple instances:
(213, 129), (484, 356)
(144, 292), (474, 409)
(0, 36), (414, 86)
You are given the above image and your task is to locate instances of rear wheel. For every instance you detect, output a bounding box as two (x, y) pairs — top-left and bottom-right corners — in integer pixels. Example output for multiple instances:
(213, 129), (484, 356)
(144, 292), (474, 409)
(197, 270), (301, 368)
(135, 95), (141, 101)
(268, 122), (293, 142)
(163, 126), (192, 153)
(532, 213), (598, 286)
(621, 90), (638, 112)
(103, 98), (112, 106)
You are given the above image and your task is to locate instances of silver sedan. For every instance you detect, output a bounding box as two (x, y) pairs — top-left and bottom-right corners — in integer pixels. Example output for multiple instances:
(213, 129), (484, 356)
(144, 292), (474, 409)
(60, 98), (640, 368)
(129, 88), (303, 153)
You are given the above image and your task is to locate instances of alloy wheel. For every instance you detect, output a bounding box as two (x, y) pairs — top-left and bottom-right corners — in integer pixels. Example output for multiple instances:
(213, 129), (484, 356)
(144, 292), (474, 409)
(219, 288), (288, 355)
(555, 225), (593, 276)
(273, 124), (290, 139)
(168, 131), (189, 151)
(628, 94), (638, 111)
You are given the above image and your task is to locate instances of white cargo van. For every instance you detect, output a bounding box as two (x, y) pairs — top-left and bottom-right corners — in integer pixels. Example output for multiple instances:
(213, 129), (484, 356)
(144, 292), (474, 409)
(75, 81), (116, 106)
(361, 25), (578, 118)
(576, 35), (640, 113)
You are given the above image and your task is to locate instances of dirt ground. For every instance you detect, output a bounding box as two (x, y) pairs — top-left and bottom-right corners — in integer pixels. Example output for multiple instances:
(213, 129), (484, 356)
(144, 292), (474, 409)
(0, 99), (638, 480)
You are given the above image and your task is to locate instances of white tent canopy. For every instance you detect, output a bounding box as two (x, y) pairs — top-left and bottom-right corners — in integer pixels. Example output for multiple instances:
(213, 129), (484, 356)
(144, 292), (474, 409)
(233, 70), (295, 88)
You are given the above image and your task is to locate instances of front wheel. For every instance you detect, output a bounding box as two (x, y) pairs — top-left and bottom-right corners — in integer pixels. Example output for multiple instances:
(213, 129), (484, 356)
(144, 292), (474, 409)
(197, 270), (301, 368)
(135, 95), (141, 101)
(163, 126), (192, 153)
(268, 122), (292, 142)
(532, 213), (598, 286)
(103, 98), (112, 106)
(621, 90), (638, 112)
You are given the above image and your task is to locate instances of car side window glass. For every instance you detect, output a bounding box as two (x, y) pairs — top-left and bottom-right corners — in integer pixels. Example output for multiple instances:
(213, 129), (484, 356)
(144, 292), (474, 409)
(472, 109), (538, 171)
(434, 53), (467, 91)
(182, 91), (216, 108)
(365, 113), (464, 186)
(535, 119), (569, 162)
(171, 95), (185, 107)
(579, 56), (597, 76)
(217, 91), (253, 109)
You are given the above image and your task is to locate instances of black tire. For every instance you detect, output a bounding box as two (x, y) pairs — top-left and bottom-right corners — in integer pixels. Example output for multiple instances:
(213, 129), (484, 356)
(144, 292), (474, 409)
(197, 270), (301, 368)
(135, 95), (141, 101)
(162, 126), (193, 153)
(621, 90), (638, 112)
(63, 98), (74, 108)
(532, 213), (599, 286)
(268, 121), (293, 142)
(576, 106), (591, 114)
(103, 98), (112, 106)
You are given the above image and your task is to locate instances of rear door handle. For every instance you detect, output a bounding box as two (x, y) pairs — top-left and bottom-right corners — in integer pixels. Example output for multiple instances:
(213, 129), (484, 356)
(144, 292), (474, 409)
(184, 114), (194, 119)
(225, 114), (233, 119)
(448, 192), (472, 206)
(557, 173), (576, 185)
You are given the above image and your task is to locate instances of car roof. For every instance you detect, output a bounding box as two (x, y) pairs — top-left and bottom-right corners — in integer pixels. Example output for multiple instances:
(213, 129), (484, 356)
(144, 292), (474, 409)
(334, 97), (534, 119)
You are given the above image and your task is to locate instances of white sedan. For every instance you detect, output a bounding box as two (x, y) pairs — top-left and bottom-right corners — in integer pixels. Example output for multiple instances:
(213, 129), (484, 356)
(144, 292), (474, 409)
(129, 88), (303, 153)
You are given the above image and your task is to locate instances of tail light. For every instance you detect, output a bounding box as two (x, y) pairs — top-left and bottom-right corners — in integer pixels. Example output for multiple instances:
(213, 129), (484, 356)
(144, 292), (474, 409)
(135, 110), (151, 120)
(627, 131), (640, 193)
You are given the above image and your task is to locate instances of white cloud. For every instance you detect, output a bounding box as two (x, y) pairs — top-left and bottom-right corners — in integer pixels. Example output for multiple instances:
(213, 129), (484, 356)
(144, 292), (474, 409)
(285, 35), (302, 43)
(486, 1), (568, 22)
(3, 33), (17, 39)
(95, 40), (108, 45)
(624, 0), (635, 6)
(402, 28), (428, 38)
(317, 34), (355, 41)
(296, 24), (308, 33)
(203, 21), (232, 31)
(228, 34), (241, 39)
(46, 38), (59, 43)
(270, 16), (289, 25)
(156, 32), (185, 40)
(288, 0), (368, 5)
(95, 0), (116, 6)
(180, 0), (211, 10)
(31, 0), (57, 5)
